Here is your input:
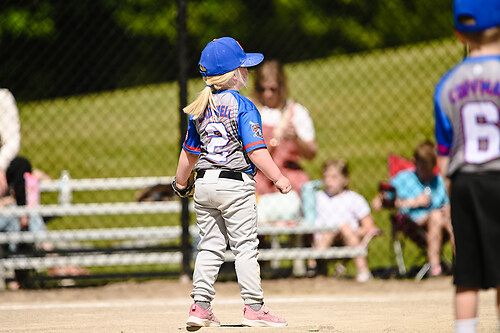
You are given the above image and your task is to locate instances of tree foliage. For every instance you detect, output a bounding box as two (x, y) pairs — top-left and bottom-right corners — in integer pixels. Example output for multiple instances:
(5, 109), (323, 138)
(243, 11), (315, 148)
(0, 1), (55, 38)
(0, 0), (453, 100)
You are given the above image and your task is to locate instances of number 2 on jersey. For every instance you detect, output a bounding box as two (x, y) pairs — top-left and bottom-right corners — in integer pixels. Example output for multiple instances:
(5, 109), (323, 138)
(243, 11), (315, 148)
(462, 101), (500, 164)
(205, 122), (230, 162)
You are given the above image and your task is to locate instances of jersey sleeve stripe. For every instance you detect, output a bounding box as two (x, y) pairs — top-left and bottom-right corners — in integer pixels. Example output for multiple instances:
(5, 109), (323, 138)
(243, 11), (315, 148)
(183, 143), (201, 154)
(244, 140), (266, 150)
(437, 143), (450, 156)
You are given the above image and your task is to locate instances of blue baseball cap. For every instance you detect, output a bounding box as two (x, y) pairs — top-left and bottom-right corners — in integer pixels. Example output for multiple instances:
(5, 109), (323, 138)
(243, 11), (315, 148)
(454, 0), (500, 32)
(199, 37), (264, 77)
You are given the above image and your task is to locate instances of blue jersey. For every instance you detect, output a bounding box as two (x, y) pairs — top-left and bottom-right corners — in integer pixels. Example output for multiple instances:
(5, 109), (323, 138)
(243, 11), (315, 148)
(434, 55), (500, 176)
(183, 89), (266, 174)
(390, 170), (449, 222)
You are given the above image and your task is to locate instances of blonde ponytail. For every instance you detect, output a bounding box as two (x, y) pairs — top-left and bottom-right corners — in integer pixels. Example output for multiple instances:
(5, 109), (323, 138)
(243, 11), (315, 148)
(183, 86), (214, 119)
(183, 69), (238, 119)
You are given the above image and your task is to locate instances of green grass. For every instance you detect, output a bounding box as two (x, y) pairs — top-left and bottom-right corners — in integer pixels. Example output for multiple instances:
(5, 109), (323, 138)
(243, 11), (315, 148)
(17, 37), (464, 272)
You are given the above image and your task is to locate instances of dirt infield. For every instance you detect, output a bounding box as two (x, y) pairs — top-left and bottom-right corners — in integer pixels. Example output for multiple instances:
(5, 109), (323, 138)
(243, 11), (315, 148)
(1, 276), (497, 332)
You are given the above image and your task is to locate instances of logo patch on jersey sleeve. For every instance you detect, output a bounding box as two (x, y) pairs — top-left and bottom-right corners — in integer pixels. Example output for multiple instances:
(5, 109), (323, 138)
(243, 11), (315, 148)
(249, 121), (264, 139)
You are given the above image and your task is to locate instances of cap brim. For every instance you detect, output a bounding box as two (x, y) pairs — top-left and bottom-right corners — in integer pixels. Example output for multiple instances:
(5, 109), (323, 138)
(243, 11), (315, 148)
(241, 53), (264, 68)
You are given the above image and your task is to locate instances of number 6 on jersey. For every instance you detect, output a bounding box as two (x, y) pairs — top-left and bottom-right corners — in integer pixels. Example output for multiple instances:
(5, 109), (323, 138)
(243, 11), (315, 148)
(462, 101), (500, 164)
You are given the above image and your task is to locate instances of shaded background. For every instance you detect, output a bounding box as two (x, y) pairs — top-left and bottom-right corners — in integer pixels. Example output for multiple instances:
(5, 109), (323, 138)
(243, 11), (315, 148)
(1, 0), (460, 280)
(1, 0), (452, 101)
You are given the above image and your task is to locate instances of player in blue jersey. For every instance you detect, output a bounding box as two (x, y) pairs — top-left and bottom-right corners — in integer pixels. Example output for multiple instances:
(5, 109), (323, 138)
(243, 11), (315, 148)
(172, 37), (291, 328)
(434, 1), (500, 332)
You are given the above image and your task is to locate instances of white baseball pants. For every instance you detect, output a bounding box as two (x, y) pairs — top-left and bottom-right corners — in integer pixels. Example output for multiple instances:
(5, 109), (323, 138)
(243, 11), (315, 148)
(190, 169), (264, 305)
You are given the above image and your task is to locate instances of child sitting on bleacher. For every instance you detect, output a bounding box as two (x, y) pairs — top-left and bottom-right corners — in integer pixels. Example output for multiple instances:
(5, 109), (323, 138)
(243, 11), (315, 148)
(307, 159), (380, 282)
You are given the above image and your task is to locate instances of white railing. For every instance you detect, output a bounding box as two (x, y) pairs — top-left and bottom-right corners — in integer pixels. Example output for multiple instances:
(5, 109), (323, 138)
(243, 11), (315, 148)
(0, 173), (367, 289)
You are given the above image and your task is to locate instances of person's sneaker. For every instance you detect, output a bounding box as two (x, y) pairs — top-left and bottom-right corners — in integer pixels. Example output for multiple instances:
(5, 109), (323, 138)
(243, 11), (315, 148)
(241, 305), (287, 327)
(306, 266), (317, 278)
(186, 303), (220, 327)
(356, 270), (373, 283)
(430, 264), (442, 277)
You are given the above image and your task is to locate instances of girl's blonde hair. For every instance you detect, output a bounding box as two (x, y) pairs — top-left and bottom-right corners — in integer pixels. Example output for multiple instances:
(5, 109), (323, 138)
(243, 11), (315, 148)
(183, 68), (246, 119)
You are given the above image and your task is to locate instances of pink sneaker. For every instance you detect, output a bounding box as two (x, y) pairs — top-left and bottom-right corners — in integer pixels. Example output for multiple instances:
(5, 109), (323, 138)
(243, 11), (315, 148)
(242, 305), (287, 327)
(186, 303), (220, 327)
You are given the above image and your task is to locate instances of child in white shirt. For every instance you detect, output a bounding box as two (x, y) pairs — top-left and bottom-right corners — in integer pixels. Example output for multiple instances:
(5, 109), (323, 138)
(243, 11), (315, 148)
(308, 159), (380, 282)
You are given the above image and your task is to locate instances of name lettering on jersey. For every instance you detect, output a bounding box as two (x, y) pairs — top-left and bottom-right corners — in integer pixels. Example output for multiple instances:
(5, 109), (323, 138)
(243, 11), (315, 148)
(449, 79), (500, 104)
(249, 121), (264, 139)
(201, 105), (232, 121)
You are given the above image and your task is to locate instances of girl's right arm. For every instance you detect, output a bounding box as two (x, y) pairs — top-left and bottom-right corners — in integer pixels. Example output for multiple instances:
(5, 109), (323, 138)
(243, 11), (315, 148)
(174, 149), (199, 188)
(247, 148), (291, 194)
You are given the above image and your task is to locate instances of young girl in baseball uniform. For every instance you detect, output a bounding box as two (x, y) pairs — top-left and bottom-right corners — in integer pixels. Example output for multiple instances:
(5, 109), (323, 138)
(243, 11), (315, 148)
(172, 37), (291, 328)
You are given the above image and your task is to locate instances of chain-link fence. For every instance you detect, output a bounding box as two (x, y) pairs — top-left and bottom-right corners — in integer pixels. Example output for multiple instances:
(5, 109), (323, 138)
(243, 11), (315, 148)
(1, 0), (461, 284)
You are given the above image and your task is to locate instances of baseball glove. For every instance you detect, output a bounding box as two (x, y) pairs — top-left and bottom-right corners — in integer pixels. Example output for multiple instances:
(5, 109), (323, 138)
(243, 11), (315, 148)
(171, 172), (196, 198)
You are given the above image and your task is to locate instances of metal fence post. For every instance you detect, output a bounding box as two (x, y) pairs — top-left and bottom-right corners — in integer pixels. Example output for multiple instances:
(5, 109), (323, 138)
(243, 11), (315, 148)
(177, 0), (192, 281)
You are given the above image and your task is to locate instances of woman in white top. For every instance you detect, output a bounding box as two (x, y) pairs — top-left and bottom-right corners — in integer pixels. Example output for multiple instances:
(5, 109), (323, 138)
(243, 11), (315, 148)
(251, 60), (317, 196)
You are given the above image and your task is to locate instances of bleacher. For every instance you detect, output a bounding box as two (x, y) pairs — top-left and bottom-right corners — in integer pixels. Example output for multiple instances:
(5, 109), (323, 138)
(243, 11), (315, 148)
(0, 174), (366, 289)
